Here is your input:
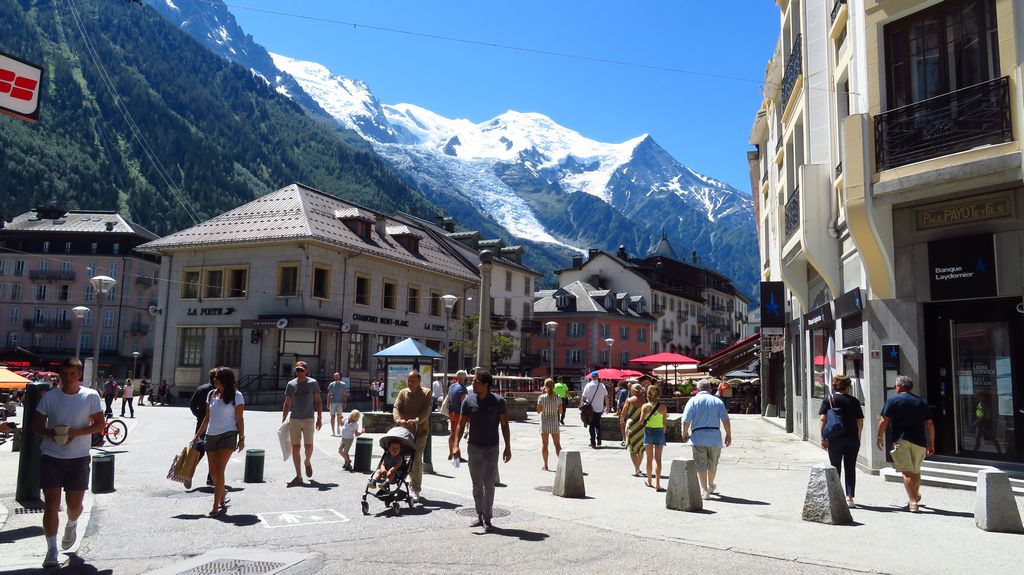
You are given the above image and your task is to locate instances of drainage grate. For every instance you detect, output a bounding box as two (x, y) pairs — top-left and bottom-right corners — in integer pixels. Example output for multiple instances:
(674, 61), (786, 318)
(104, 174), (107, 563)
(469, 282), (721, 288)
(534, 486), (553, 492)
(455, 507), (511, 518)
(14, 507), (45, 515)
(177, 559), (286, 575)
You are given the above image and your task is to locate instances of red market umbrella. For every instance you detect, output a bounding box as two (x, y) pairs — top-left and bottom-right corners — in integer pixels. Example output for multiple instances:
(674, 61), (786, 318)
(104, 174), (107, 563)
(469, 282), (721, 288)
(0, 368), (31, 389)
(618, 369), (644, 378)
(630, 352), (699, 365)
(589, 368), (625, 380)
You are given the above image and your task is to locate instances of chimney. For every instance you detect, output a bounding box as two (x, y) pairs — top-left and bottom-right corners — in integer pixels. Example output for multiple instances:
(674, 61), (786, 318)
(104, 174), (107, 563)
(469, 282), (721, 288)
(374, 214), (387, 238)
(435, 214), (446, 227)
(105, 221), (115, 231)
(617, 244), (628, 259)
(571, 254), (584, 268)
(443, 217), (456, 233)
(691, 250), (698, 264)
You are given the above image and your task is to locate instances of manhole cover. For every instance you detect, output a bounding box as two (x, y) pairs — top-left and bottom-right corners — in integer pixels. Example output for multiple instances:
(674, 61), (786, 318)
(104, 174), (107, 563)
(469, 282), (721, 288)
(534, 486), (553, 492)
(456, 507), (511, 518)
(177, 559), (286, 575)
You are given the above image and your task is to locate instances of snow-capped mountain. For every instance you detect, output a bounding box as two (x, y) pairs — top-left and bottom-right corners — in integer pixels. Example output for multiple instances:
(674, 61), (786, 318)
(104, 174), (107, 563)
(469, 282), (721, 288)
(146, 0), (758, 298)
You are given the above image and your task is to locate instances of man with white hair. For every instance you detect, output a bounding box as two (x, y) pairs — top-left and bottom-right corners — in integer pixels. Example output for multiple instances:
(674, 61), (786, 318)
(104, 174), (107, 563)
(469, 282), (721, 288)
(877, 375), (934, 512)
(682, 379), (732, 500)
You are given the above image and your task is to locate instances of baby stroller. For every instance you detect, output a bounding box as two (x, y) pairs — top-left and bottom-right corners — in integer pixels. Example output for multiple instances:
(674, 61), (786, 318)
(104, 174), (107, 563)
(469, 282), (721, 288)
(361, 426), (416, 516)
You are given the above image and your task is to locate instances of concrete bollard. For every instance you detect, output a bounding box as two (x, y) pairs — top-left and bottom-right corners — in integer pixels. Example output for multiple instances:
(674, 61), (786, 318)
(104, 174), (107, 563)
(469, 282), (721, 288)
(244, 449), (265, 483)
(665, 459), (703, 512)
(801, 465), (852, 525)
(354, 437), (373, 472)
(553, 451), (585, 498)
(975, 469), (1024, 533)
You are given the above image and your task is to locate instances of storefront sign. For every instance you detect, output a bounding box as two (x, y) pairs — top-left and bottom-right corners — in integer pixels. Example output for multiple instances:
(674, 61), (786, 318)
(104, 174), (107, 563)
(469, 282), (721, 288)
(916, 194), (1011, 230)
(186, 307), (236, 316)
(833, 288), (863, 319)
(0, 50), (44, 123)
(882, 345), (900, 371)
(352, 313), (409, 328)
(424, 323), (446, 332)
(760, 281), (786, 329)
(927, 234), (997, 301)
(803, 303), (832, 329)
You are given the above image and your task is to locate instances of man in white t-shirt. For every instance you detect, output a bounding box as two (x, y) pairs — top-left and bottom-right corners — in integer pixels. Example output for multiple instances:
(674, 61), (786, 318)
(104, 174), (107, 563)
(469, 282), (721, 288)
(32, 357), (104, 568)
(580, 374), (610, 448)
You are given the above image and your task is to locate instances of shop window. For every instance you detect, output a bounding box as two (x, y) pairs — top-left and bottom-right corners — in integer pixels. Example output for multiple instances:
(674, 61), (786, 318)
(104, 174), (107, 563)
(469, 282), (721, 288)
(277, 264), (299, 297)
(312, 265), (331, 299)
(382, 280), (397, 310)
(179, 328), (204, 366)
(216, 327), (242, 367)
(810, 328), (832, 399)
(355, 275), (370, 306)
(181, 270), (200, 299)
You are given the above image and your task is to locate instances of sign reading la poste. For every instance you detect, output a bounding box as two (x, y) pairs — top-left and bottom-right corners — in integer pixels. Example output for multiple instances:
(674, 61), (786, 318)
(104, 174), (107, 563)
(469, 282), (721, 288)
(0, 51), (43, 123)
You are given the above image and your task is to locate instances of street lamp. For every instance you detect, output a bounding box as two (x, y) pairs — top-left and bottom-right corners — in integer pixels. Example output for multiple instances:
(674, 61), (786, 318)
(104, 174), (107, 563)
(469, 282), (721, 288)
(441, 294), (459, 382)
(72, 306), (90, 360)
(131, 351), (141, 379)
(604, 337), (615, 368)
(545, 321), (558, 380)
(90, 275), (116, 383)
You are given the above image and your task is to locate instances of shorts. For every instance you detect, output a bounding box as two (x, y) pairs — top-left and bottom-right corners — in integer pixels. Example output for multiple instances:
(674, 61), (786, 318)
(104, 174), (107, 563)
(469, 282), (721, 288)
(449, 413), (462, 431)
(289, 418), (315, 445)
(339, 437), (354, 456)
(692, 445), (722, 472)
(644, 427), (666, 446)
(890, 439), (926, 474)
(40, 455), (90, 492)
(330, 404), (344, 416)
(205, 431), (238, 452)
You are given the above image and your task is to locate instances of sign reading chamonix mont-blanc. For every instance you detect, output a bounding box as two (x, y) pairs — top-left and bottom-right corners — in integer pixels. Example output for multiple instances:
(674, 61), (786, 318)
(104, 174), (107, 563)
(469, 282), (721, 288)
(0, 50), (43, 122)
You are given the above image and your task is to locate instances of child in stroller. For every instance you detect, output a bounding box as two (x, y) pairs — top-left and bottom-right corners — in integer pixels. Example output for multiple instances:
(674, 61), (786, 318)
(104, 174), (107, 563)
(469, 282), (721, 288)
(361, 426), (416, 516)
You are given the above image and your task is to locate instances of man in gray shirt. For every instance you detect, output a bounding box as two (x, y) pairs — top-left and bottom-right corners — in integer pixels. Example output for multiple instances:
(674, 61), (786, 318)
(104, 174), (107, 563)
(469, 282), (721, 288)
(282, 361), (323, 486)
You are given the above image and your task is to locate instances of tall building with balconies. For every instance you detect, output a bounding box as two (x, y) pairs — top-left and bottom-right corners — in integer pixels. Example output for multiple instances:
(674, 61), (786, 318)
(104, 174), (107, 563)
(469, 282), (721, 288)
(0, 205), (161, 380)
(753, 0), (1024, 470)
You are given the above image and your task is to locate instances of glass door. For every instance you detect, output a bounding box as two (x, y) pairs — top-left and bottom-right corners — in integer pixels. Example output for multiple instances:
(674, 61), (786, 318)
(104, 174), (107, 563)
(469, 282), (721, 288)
(952, 321), (1017, 458)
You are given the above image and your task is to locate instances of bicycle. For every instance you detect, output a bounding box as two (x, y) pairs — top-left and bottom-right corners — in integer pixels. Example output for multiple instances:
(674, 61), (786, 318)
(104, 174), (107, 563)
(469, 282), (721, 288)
(92, 418), (128, 447)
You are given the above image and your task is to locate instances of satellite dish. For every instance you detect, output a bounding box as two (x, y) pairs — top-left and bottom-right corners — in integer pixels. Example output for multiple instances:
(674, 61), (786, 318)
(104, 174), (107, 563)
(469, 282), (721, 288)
(341, 322), (351, 333)
(147, 305), (161, 317)
(276, 318), (289, 329)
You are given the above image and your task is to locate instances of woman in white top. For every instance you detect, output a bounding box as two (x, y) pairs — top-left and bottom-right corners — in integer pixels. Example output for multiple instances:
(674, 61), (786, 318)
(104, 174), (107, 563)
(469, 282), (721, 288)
(194, 367), (245, 517)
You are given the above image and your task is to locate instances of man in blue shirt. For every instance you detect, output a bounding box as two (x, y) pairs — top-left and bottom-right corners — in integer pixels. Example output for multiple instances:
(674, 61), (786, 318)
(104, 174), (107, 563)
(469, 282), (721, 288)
(877, 375), (934, 512)
(682, 380), (732, 500)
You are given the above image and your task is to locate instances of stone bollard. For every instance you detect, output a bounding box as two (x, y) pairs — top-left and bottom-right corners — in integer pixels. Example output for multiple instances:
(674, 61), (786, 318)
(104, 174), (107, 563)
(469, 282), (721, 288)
(665, 459), (703, 512)
(553, 451), (585, 498)
(975, 469), (1024, 533)
(801, 465), (852, 525)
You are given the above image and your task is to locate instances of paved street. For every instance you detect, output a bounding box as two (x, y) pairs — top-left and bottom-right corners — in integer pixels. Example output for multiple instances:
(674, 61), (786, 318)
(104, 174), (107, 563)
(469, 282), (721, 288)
(2, 405), (1022, 574)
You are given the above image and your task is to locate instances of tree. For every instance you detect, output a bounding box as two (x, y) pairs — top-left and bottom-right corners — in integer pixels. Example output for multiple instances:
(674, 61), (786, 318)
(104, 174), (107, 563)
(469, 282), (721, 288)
(449, 313), (519, 367)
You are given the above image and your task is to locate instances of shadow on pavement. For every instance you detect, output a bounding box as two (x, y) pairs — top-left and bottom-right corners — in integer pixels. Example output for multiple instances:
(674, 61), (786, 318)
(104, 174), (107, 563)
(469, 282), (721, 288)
(192, 485), (245, 494)
(919, 506), (973, 518)
(854, 504), (900, 513)
(2, 555), (113, 575)
(711, 494), (770, 506)
(476, 527), (549, 541)
(172, 512), (261, 526)
(292, 480), (338, 492)
(0, 525), (43, 544)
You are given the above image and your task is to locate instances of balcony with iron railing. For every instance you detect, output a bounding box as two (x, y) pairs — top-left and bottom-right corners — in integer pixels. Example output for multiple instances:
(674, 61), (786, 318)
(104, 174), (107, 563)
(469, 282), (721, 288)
(23, 319), (73, 331)
(135, 275), (157, 286)
(784, 186), (800, 240)
(28, 270), (76, 281)
(875, 77), (1012, 171)
(661, 329), (673, 342)
(129, 322), (150, 335)
(780, 34), (803, 109)
(676, 310), (688, 321)
(690, 335), (702, 345)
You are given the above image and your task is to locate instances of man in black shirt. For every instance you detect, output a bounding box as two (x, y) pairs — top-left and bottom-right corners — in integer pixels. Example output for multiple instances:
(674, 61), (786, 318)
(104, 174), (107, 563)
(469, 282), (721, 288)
(877, 376), (934, 512)
(450, 371), (511, 532)
(187, 369), (216, 489)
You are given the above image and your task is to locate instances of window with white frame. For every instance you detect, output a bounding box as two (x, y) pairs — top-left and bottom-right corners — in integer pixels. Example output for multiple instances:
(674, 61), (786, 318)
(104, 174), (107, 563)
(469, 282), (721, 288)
(100, 333), (114, 351)
(8, 307), (19, 325)
(80, 332), (91, 350)
(619, 326), (630, 341)
(569, 349), (584, 364)
(568, 322), (585, 337)
(103, 310), (115, 327)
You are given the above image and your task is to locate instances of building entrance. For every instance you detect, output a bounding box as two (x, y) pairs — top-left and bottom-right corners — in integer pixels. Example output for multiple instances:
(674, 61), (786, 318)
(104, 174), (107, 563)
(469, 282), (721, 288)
(924, 298), (1023, 462)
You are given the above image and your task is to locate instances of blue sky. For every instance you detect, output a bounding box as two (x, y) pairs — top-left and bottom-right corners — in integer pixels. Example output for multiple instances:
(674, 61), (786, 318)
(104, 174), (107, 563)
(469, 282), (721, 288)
(228, 1), (780, 192)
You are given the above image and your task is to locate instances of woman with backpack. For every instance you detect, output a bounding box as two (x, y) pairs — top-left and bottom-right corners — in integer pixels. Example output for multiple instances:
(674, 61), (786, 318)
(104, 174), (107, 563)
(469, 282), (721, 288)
(818, 374), (864, 508)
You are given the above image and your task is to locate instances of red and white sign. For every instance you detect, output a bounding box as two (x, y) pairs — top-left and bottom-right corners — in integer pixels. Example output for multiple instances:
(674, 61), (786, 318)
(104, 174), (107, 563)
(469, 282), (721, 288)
(0, 51), (44, 122)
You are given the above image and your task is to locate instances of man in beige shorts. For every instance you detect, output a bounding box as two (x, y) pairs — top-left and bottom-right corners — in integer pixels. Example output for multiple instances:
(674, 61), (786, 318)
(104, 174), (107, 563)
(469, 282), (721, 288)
(282, 361), (323, 486)
(877, 376), (934, 512)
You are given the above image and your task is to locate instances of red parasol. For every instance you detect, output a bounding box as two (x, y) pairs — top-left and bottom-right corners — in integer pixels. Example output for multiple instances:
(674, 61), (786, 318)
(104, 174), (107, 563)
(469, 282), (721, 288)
(589, 368), (625, 380)
(630, 352), (699, 365)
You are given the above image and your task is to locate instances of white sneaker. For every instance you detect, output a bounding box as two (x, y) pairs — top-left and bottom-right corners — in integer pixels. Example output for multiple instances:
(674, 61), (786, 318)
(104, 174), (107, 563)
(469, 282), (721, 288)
(708, 482), (717, 494)
(846, 498), (856, 509)
(43, 547), (59, 568)
(701, 490), (711, 500)
(61, 522), (77, 550)
(410, 490), (421, 504)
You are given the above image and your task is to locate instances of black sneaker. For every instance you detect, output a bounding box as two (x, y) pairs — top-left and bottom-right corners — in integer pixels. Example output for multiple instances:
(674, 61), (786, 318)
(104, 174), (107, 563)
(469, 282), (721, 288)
(470, 515), (484, 528)
(483, 519), (494, 532)
(342, 463), (352, 471)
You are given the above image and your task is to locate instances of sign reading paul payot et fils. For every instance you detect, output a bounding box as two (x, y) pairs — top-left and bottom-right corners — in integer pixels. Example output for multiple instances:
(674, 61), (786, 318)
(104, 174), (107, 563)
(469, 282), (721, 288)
(0, 51), (44, 122)
(928, 234), (997, 301)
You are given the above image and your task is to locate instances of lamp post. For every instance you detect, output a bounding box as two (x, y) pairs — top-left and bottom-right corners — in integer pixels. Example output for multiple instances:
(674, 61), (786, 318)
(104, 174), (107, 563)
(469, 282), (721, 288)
(476, 251), (494, 373)
(545, 321), (558, 380)
(604, 337), (615, 368)
(72, 306), (90, 360)
(90, 275), (116, 383)
(131, 351), (141, 379)
(441, 295), (459, 381)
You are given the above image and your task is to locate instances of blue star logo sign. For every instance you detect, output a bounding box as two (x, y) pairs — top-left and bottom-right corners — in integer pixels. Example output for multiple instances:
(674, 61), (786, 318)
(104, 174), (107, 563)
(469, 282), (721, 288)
(765, 293), (781, 317)
(976, 258), (987, 273)
(889, 348), (899, 359)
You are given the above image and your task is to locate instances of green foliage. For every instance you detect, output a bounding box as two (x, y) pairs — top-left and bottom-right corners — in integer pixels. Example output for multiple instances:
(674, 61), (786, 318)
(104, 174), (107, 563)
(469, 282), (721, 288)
(0, 0), (436, 234)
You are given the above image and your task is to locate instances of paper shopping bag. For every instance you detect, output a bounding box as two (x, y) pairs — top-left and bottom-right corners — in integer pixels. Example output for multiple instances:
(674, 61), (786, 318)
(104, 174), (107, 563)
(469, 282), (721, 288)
(277, 419), (292, 461)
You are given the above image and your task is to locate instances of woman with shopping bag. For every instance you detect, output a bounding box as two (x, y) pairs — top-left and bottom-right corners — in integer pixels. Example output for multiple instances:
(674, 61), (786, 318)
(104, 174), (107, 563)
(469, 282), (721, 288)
(193, 367), (246, 517)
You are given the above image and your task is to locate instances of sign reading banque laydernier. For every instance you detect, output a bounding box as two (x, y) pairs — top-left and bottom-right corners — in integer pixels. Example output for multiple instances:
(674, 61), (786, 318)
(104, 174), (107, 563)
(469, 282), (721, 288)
(0, 50), (43, 122)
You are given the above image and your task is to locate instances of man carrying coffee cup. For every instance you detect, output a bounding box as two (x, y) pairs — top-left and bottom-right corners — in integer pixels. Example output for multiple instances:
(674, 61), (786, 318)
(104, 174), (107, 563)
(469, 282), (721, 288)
(31, 357), (104, 568)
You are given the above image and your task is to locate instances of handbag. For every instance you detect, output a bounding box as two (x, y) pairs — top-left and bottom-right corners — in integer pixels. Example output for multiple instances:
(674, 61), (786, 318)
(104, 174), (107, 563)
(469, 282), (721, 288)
(821, 393), (846, 441)
(579, 384), (599, 425)
(277, 419), (292, 461)
(439, 393), (450, 416)
(173, 443), (201, 479)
